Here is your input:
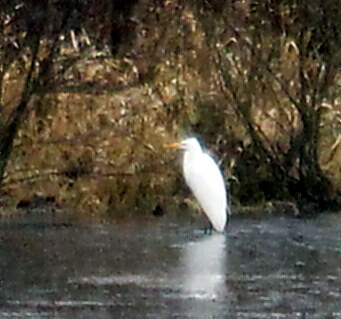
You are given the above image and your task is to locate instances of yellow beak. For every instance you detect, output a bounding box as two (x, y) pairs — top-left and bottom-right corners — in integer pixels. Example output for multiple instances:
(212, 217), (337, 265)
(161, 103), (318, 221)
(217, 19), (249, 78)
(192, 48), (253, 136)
(163, 142), (181, 149)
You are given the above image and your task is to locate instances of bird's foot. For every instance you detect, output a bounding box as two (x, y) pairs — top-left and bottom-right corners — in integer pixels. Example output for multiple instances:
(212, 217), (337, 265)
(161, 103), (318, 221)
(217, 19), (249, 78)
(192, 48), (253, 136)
(204, 224), (213, 235)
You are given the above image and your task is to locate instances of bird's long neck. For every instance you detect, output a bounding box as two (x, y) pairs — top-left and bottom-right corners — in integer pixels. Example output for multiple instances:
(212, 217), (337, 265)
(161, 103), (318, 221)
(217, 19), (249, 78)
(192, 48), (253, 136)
(183, 146), (202, 170)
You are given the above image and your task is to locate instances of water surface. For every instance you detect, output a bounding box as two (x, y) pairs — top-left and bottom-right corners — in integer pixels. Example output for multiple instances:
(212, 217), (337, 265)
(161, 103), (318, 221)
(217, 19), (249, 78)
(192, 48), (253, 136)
(0, 214), (340, 318)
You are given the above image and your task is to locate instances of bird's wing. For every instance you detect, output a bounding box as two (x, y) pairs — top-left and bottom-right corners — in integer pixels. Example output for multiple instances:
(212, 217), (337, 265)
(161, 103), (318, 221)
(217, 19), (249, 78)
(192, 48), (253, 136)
(183, 153), (227, 232)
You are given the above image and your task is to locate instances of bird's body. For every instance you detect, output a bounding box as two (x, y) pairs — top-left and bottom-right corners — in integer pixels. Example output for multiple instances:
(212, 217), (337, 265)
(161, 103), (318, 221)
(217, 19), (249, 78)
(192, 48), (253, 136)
(165, 137), (230, 232)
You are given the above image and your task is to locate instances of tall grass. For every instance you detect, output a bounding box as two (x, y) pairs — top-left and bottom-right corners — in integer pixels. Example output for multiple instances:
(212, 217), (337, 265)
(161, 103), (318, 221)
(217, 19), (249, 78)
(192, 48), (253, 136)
(1, 1), (340, 216)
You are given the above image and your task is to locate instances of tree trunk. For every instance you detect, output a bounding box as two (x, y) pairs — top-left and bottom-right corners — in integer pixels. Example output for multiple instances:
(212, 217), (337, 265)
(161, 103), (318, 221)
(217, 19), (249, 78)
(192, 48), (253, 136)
(294, 109), (332, 214)
(0, 30), (41, 185)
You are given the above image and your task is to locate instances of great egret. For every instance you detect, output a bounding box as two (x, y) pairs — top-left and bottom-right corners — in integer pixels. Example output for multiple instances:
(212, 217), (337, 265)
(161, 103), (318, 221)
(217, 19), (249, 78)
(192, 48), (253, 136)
(164, 137), (230, 232)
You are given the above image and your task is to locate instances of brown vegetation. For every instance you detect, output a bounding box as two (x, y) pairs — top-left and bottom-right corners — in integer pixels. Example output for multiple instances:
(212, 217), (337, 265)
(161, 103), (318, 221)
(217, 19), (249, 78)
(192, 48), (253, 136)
(0, 1), (340, 217)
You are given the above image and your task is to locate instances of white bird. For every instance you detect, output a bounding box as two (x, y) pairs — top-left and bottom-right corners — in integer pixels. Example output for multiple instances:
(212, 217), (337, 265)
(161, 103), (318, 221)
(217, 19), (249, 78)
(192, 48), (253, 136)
(164, 137), (230, 232)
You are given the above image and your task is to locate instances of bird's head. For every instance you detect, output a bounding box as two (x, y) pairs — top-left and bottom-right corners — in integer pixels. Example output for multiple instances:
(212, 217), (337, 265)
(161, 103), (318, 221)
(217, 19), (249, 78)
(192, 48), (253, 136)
(163, 137), (202, 153)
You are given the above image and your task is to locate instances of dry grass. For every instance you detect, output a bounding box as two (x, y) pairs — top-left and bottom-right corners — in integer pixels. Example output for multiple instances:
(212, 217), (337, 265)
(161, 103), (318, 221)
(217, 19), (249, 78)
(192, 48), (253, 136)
(2, 51), (202, 216)
(1, 1), (340, 216)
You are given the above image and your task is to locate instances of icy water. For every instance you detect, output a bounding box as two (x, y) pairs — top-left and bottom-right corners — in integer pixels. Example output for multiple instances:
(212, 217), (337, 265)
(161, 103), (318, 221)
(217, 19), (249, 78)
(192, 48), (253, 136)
(0, 214), (340, 318)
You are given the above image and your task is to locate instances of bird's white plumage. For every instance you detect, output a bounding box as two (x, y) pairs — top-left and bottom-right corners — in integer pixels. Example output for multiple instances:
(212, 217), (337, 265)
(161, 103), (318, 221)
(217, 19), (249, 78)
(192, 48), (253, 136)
(180, 138), (227, 232)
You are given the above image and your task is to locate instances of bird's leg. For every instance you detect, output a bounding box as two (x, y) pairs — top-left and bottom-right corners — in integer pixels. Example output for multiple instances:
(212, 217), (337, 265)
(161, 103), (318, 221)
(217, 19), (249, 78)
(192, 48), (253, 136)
(204, 223), (213, 235)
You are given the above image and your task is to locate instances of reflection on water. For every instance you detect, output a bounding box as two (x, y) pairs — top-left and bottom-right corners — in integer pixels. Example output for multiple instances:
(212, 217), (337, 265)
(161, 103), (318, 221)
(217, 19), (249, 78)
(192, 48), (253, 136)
(180, 234), (228, 317)
(181, 234), (226, 299)
(0, 215), (340, 318)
